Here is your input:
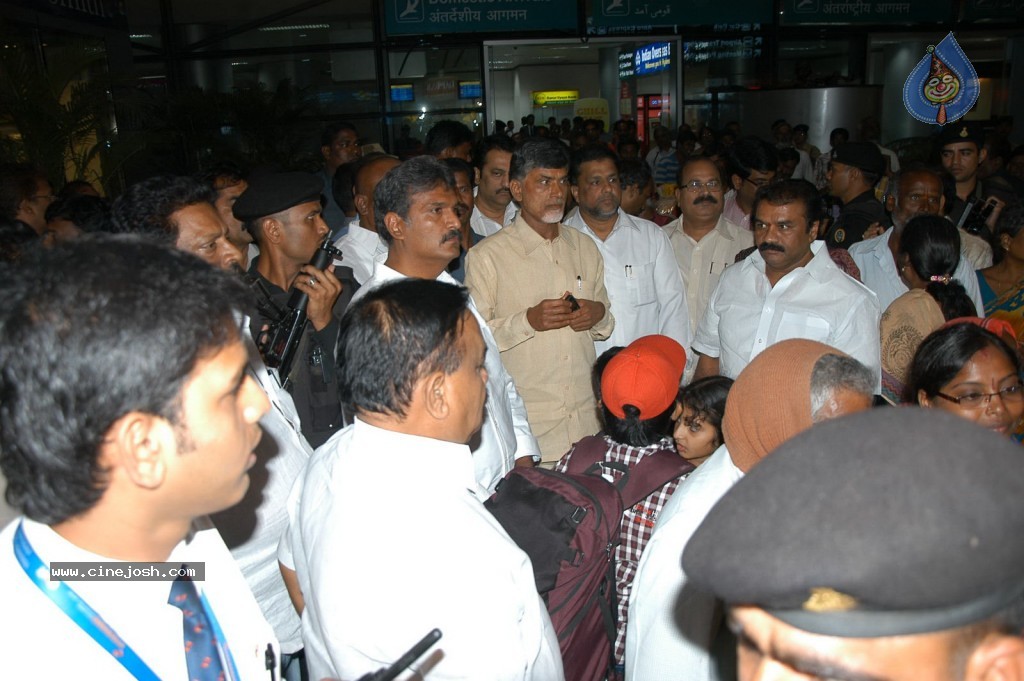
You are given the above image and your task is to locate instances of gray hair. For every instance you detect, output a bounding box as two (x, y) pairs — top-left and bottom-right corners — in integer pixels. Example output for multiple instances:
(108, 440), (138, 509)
(809, 354), (875, 422)
(509, 137), (570, 182)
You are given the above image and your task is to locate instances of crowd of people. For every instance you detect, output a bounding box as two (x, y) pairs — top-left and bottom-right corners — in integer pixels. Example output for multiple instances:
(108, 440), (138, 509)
(2, 109), (1024, 681)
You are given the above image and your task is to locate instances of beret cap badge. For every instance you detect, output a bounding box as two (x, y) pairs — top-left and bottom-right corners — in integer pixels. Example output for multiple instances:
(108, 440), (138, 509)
(802, 587), (858, 613)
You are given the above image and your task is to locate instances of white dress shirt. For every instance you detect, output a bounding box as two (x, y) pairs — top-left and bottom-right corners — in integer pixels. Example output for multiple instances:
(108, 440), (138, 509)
(848, 227), (985, 313)
(564, 207), (691, 355)
(1, 517), (279, 679)
(693, 241), (881, 387)
(212, 333), (314, 653)
(470, 188), (518, 238)
(625, 446), (742, 681)
(349, 262), (541, 492)
(661, 214), (753, 332)
(332, 219), (388, 285)
(285, 419), (564, 681)
(791, 147), (814, 182)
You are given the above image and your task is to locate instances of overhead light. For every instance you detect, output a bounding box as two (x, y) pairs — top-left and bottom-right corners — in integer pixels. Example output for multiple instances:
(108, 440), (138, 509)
(258, 24), (329, 32)
(130, 34), (153, 39)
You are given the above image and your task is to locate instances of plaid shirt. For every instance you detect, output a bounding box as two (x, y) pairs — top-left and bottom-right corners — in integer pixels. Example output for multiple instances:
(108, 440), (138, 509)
(556, 435), (689, 664)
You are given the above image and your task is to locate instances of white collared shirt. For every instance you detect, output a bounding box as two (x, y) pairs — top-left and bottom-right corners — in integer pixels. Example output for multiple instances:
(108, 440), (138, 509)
(693, 241), (881, 386)
(1, 517), (279, 679)
(470, 191), (518, 238)
(349, 262), (540, 491)
(564, 207), (691, 355)
(286, 419), (563, 681)
(332, 219), (388, 285)
(661, 214), (753, 332)
(211, 332), (314, 653)
(625, 445), (743, 681)
(848, 227), (985, 313)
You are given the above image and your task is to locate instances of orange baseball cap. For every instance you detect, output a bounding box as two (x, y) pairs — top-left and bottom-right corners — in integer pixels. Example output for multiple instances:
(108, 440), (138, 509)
(600, 335), (687, 420)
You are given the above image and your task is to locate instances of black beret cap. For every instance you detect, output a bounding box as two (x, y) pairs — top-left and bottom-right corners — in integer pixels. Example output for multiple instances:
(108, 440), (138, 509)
(232, 171), (323, 221)
(683, 408), (1024, 638)
(830, 141), (885, 176)
(936, 121), (985, 150)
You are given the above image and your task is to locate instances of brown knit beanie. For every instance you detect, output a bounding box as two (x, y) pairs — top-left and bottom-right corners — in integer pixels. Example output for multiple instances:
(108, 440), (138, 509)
(723, 339), (844, 473)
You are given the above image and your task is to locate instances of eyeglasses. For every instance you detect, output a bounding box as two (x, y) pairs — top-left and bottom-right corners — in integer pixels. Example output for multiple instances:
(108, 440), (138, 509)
(933, 383), (1024, 408)
(743, 176), (774, 189)
(684, 179), (723, 193)
(30, 194), (56, 202)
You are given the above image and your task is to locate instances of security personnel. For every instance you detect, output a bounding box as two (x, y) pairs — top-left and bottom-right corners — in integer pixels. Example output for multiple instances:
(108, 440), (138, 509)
(684, 408), (1024, 681)
(235, 171), (358, 447)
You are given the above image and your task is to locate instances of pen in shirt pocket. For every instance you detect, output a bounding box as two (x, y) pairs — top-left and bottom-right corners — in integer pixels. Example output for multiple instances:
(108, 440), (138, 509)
(576, 275), (582, 292)
(625, 265), (633, 278)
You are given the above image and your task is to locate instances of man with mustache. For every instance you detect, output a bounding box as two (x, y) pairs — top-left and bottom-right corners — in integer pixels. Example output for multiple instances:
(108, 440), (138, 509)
(347, 155), (539, 491)
(693, 179), (881, 387)
(849, 165), (985, 312)
(466, 137), (614, 464)
(662, 157), (753, 333)
(563, 144), (690, 355)
(471, 134), (518, 237)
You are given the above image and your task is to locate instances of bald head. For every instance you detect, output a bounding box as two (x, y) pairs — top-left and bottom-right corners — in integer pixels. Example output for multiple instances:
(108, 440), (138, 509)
(888, 167), (945, 231)
(354, 155), (401, 233)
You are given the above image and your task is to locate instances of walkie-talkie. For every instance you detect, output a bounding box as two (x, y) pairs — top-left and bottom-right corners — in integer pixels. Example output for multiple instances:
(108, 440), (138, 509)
(355, 628), (442, 681)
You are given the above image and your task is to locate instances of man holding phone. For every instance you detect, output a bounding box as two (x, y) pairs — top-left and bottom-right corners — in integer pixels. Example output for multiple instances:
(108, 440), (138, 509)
(466, 137), (614, 464)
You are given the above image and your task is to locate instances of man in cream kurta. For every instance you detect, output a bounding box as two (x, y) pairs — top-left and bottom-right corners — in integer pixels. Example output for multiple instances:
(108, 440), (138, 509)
(662, 157), (753, 332)
(466, 137), (614, 463)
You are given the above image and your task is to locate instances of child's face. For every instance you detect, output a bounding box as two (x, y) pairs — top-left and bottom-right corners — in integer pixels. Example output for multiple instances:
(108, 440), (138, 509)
(674, 406), (720, 466)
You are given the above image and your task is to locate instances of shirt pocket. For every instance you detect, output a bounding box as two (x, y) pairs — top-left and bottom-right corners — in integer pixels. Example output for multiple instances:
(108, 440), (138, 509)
(627, 262), (657, 307)
(777, 311), (831, 343)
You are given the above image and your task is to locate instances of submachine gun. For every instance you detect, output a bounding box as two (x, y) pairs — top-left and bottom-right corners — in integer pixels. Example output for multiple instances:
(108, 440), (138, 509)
(251, 238), (342, 388)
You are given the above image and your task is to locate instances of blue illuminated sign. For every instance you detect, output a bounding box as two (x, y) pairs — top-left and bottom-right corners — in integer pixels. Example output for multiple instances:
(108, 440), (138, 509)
(635, 42), (672, 76)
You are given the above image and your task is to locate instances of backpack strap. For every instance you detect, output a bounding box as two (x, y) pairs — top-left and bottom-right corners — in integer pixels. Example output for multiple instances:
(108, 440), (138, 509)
(564, 436), (693, 507)
(619, 446), (694, 509)
(561, 435), (613, 475)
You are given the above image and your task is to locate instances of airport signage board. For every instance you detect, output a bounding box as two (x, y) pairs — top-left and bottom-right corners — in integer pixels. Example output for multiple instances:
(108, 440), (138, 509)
(589, 0), (771, 32)
(532, 90), (580, 106)
(779, 0), (952, 24)
(385, 0), (577, 35)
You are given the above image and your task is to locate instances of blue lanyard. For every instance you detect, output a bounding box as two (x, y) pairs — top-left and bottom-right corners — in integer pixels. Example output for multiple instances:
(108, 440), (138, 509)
(14, 521), (240, 681)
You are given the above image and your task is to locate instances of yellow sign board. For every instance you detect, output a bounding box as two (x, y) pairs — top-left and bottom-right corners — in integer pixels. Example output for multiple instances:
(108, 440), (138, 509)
(532, 90), (580, 106)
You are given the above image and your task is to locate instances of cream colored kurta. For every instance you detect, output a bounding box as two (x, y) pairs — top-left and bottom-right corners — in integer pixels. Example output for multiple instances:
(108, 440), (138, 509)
(661, 214), (752, 332)
(466, 215), (614, 462)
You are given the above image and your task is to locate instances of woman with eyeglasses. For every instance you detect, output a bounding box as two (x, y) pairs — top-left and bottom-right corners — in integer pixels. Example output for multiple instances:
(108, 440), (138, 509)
(906, 321), (1024, 439)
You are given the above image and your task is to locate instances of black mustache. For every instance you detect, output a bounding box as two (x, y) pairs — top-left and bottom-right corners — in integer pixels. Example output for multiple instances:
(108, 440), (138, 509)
(442, 230), (462, 243)
(693, 195), (718, 206)
(758, 243), (785, 254)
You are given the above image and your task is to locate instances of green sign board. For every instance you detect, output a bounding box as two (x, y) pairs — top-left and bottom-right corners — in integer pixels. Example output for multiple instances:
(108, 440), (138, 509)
(384, 0), (577, 36)
(779, 0), (951, 24)
(961, 0), (1024, 21)
(589, 0), (771, 33)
